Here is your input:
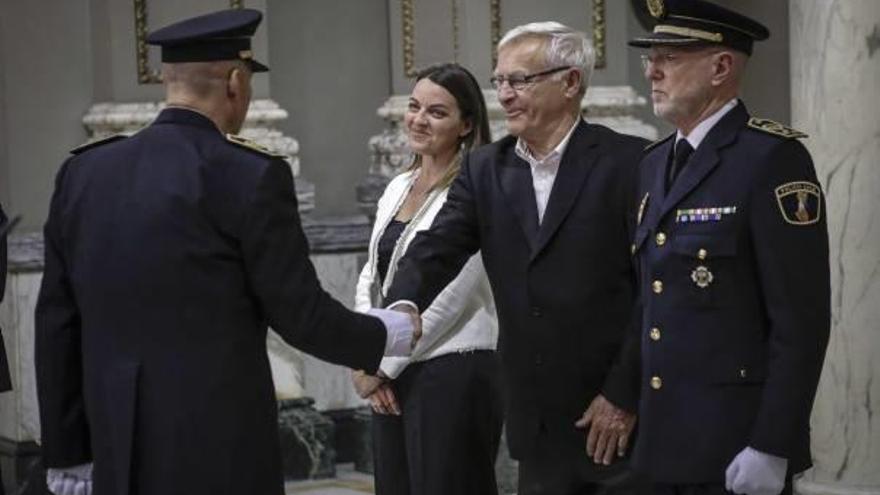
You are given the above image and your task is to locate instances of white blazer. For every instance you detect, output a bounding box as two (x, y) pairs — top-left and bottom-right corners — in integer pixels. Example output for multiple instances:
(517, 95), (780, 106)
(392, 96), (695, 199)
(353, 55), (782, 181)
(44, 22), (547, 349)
(355, 169), (498, 379)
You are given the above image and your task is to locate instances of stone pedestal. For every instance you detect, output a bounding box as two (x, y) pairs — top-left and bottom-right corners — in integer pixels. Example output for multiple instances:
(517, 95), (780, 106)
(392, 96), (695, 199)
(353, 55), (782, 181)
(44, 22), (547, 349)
(789, 1), (880, 493)
(81, 99), (315, 213)
(361, 86), (658, 215)
(277, 398), (336, 481)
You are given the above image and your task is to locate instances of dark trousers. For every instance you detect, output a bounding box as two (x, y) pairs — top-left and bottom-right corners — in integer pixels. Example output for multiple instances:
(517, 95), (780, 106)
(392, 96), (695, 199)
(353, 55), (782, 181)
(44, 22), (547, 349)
(372, 351), (503, 495)
(517, 436), (648, 495)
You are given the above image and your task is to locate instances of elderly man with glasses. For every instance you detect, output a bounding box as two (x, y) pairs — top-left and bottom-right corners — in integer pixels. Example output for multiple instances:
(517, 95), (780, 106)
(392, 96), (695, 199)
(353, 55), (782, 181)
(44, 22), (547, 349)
(627, 1), (830, 494)
(384, 21), (648, 495)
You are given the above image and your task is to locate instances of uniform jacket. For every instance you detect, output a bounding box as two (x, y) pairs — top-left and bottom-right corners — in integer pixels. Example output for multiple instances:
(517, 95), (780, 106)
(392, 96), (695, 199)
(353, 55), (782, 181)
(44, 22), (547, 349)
(35, 108), (386, 495)
(630, 102), (830, 483)
(0, 205), (12, 392)
(385, 121), (647, 469)
(355, 170), (497, 379)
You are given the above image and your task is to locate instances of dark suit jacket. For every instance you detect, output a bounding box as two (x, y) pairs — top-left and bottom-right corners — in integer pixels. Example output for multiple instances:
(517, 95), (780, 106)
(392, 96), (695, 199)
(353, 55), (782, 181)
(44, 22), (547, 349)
(35, 108), (386, 495)
(0, 205), (11, 392)
(386, 121), (647, 471)
(630, 102), (830, 482)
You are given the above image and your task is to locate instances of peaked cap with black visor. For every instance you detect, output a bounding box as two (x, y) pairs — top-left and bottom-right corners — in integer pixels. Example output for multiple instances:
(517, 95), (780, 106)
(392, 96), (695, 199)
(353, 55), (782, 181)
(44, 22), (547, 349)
(146, 8), (269, 72)
(628, 0), (769, 55)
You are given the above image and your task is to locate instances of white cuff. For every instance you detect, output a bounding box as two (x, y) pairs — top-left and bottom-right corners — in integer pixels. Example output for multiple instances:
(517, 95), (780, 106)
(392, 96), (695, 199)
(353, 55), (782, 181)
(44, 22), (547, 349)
(367, 308), (414, 357)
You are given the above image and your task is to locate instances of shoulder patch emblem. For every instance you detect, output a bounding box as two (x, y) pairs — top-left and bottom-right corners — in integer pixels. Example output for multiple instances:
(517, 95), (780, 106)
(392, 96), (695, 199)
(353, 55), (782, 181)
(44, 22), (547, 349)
(70, 134), (128, 155)
(644, 132), (674, 152)
(225, 134), (283, 157)
(775, 181), (821, 225)
(748, 118), (808, 139)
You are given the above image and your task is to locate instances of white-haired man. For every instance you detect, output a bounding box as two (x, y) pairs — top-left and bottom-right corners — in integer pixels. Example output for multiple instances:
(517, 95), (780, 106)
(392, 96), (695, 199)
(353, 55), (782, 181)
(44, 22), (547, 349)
(385, 22), (648, 494)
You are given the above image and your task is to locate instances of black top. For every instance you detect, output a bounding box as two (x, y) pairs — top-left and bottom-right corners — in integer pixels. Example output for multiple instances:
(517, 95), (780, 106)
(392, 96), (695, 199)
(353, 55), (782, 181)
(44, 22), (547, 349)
(378, 219), (408, 286)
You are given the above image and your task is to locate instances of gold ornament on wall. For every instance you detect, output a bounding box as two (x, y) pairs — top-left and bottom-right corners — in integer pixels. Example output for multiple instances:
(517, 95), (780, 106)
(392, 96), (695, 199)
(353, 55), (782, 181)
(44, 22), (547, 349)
(135, 0), (245, 84)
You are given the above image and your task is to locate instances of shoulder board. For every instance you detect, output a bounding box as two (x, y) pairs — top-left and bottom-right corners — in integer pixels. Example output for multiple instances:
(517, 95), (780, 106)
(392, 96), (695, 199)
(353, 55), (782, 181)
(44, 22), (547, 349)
(747, 118), (808, 139)
(644, 132), (674, 152)
(225, 134), (284, 158)
(70, 134), (128, 155)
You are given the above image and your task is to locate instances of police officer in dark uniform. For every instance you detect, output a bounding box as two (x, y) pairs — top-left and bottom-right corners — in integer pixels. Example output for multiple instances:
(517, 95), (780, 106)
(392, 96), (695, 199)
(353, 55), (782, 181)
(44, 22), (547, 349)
(35, 9), (416, 495)
(627, 1), (830, 494)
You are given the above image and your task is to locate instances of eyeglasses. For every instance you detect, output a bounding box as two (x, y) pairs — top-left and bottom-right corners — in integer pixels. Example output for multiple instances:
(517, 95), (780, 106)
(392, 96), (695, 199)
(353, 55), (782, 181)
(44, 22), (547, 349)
(489, 66), (572, 91)
(640, 49), (721, 71)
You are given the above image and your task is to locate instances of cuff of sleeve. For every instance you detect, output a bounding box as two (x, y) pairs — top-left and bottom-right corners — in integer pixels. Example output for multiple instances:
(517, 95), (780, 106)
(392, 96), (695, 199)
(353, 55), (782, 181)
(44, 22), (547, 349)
(379, 357), (410, 380)
(387, 300), (419, 313)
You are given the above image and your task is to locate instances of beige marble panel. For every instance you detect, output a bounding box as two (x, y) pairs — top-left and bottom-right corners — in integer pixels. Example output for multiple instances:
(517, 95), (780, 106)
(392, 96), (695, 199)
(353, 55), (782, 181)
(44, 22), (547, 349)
(790, 0), (880, 492)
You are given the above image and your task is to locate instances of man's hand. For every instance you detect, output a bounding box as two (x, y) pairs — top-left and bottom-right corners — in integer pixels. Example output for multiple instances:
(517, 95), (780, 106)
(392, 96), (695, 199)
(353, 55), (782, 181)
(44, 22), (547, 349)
(725, 447), (787, 495)
(351, 370), (384, 399)
(368, 382), (401, 416)
(46, 463), (93, 495)
(388, 303), (422, 350)
(574, 394), (636, 465)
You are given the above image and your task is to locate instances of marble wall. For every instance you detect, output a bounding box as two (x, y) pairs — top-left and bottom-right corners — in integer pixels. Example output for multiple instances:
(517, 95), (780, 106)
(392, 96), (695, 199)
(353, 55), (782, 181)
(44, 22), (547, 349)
(790, 1), (880, 493)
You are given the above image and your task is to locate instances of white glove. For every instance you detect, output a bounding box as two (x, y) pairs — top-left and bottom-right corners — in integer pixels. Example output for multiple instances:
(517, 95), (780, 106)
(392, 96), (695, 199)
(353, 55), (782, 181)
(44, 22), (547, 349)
(725, 446), (787, 495)
(46, 463), (93, 495)
(367, 308), (415, 357)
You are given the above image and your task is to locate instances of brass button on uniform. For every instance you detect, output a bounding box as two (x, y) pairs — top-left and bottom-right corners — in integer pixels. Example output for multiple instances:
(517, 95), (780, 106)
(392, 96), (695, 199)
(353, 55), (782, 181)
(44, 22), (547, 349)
(649, 327), (661, 341)
(650, 376), (663, 390)
(739, 368), (747, 378)
(631, 243), (636, 255)
(698, 248), (708, 260)
(652, 280), (664, 294)
(655, 232), (667, 246)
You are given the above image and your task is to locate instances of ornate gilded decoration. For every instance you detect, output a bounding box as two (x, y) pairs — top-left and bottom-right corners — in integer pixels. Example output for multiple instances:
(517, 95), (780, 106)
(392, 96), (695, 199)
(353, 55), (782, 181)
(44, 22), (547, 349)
(748, 118), (809, 139)
(135, 0), (245, 85)
(490, 0), (502, 68)
(592, 0), (607, 69)
(401, 0), (462, 77)
(647, 0), (665, 19)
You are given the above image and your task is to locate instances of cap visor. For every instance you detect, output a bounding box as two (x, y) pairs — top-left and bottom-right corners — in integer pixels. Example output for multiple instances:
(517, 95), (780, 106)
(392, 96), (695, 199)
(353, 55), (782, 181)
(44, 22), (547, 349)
(248, 59), (269, 73)
(628, 34), (708, 48)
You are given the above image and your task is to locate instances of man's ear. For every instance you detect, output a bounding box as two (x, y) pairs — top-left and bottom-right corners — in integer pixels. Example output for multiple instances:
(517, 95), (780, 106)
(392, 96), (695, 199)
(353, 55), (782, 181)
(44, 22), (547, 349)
(563, 68), (582, 98)
(227, 67), (244, 98)
(711, 51), (735, 87)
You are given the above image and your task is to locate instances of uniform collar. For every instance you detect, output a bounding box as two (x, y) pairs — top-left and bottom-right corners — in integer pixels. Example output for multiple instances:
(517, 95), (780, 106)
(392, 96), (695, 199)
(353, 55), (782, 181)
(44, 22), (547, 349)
(676, 98), (738, 150)
(153, 106), (222, 133)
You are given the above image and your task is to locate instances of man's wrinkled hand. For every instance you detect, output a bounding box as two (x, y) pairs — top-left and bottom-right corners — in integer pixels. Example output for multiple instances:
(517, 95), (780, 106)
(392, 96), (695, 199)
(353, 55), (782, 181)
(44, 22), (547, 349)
(351, 370), (384, 399)
(574, 394), (637, 465)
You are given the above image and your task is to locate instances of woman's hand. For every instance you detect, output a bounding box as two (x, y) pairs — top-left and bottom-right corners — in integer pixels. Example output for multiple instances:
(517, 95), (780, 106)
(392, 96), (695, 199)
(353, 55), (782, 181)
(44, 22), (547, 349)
(369, 382), (401, 416)
(352, 370), (384, 398)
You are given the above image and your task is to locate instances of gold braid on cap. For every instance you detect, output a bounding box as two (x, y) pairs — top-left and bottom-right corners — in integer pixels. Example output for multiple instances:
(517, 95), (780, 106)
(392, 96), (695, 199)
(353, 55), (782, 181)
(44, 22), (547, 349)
(654, 25), (723, 42)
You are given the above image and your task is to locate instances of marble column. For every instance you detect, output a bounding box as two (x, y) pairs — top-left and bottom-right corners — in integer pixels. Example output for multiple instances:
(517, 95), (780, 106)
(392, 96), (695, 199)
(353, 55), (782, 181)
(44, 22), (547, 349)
(789, 1), (880, 494)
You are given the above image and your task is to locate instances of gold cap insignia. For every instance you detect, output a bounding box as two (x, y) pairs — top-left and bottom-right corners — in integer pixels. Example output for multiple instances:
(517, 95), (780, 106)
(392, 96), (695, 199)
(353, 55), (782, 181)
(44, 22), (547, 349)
(647, 0), (665, 19)
(239, 50), (254, 61)
(775, 181), (822, 225)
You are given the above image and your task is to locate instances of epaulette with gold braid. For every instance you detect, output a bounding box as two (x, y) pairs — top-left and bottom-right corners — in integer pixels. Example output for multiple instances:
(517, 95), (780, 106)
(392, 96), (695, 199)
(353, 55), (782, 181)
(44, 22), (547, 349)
(225, 134), (284, 157)
(747, 118), (808, 139)
(70, 134), (128, 155)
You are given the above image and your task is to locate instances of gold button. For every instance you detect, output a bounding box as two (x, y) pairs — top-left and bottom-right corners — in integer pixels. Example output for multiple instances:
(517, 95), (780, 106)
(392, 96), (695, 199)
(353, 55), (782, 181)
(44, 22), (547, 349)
(698, 248), (708, 260)
(631, 243), (636, 255)
(650, 376), (662, 390)
(655, 232), (667, 246)
(652, 280), (663, 294)
(739, 368), (747, 378)
(650, 327), (661, 341)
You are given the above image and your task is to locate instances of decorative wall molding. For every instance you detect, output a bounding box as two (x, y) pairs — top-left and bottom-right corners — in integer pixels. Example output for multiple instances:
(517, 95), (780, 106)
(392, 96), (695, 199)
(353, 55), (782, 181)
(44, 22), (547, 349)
(134, 0), (244, 84)
(401, 0), (462, 77)
(593, 0), (607, 68)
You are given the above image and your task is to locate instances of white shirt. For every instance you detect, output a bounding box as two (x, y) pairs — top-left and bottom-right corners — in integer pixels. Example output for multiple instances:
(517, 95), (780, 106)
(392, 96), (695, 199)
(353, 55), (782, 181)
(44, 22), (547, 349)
(676, 98), (738, 150)
(515, 118), (581, 224)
